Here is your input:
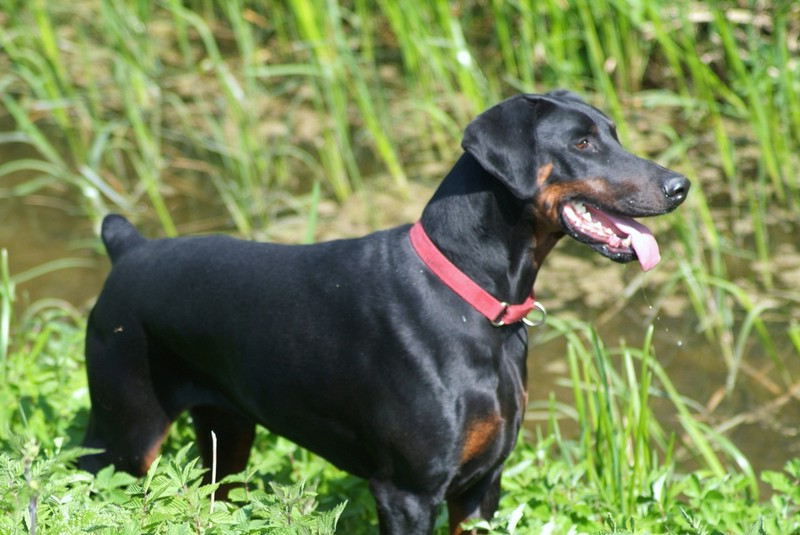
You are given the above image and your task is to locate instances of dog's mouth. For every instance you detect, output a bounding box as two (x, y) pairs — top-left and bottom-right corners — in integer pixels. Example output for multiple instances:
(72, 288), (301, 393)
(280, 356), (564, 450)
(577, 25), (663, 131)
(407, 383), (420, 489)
(560, 200), (661, 271)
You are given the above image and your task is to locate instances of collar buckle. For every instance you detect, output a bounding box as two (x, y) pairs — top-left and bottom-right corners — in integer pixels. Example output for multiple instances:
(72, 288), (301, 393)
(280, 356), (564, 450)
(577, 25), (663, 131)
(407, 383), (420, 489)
(490, 302), (509, 327)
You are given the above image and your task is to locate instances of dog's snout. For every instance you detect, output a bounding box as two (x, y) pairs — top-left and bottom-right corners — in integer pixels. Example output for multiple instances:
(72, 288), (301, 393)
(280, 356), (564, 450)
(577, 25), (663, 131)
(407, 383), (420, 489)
(662, 175), (690, 203)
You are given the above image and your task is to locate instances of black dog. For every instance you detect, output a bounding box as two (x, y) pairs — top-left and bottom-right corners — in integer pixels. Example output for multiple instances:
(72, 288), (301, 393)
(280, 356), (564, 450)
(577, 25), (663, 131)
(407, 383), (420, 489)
(80, 91), (688, 534)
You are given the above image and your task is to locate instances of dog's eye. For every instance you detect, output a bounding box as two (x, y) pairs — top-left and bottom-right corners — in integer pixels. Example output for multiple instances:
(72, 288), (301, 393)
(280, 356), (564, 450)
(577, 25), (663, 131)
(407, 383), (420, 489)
(575, 138), (590, 150)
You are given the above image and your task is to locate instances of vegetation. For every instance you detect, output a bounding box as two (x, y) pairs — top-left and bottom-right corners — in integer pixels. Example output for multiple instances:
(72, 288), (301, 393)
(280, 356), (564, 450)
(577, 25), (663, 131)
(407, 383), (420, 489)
(2, 296), (800, 533)
(1, 0), (800, 533)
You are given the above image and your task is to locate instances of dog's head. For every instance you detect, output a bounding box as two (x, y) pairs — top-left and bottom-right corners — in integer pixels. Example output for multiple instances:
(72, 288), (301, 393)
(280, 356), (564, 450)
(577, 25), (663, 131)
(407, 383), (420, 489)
(462, 90), (689, 271)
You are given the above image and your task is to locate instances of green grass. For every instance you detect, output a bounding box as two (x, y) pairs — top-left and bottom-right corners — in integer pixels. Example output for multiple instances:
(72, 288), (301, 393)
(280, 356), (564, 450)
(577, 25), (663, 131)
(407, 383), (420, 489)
(1, 294), (799, 534)
(2, 0), (800, 533)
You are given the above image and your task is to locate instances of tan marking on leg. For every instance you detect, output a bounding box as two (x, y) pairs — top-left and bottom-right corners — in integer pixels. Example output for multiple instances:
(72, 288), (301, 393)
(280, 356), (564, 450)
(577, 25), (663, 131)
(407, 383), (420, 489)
(448, 501), (465, 535)
(140, 424), (171, 474)
(460, 412), (503, 464)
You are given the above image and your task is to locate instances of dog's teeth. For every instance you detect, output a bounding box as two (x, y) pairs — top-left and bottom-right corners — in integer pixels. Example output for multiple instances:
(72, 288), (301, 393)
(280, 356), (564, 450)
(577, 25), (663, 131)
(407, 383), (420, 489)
(574, 202), (586, 213)
(622, 236), (631, 247)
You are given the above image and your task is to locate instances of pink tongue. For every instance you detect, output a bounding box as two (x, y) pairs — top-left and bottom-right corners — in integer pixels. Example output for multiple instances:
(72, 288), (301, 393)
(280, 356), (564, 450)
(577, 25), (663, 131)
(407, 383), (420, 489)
(602, 212), (661, 271)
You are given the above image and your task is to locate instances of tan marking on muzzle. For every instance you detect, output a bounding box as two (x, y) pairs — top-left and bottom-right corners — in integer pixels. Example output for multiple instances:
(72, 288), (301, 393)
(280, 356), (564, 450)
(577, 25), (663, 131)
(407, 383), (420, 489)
(536, 163), (554, 187)
(533, 178), (618, 223)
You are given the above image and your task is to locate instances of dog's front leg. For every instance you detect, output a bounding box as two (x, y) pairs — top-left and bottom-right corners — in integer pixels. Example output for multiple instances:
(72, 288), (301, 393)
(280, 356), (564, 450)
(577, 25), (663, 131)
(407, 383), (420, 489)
(370, 479), (438, 534)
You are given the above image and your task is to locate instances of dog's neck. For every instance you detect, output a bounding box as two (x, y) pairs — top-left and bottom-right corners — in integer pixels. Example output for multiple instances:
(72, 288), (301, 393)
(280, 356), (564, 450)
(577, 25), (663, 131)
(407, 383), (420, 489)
(420, 153), (546, 305)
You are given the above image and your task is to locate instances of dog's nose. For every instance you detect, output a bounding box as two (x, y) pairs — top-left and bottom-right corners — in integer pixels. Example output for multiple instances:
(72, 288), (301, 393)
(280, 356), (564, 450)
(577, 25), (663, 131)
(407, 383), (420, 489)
(663, 175), (690, 203)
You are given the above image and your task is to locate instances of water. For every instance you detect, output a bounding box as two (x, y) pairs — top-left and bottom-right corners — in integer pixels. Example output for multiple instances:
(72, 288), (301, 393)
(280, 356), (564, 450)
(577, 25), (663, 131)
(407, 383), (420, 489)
(2, 196), (101, 308)
(530, 237), (800, 478)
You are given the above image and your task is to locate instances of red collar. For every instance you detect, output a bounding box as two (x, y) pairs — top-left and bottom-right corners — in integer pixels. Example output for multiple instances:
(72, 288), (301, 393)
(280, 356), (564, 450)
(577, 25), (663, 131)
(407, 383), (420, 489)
(408, 221), (541, 327)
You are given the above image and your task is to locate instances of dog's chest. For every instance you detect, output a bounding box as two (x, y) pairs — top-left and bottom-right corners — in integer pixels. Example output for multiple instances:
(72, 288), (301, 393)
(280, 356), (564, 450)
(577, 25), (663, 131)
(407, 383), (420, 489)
(449, 343), (527, 484)
(459, 410), (505, 465)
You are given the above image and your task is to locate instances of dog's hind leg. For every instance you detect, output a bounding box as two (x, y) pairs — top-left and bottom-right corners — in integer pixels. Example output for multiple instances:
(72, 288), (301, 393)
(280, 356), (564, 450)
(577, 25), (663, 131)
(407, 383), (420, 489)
(190, 405), (255, 499)
(79, 312), (173, 476)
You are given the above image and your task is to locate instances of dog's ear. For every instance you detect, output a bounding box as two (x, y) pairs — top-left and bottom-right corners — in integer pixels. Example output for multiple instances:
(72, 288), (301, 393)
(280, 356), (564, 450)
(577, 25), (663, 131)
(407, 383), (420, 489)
(461, 94), (552, 200)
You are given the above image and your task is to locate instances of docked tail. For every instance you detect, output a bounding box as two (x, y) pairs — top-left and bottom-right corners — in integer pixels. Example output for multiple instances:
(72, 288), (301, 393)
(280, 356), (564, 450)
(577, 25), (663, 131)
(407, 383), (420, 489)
(101, 214), (146, 263)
